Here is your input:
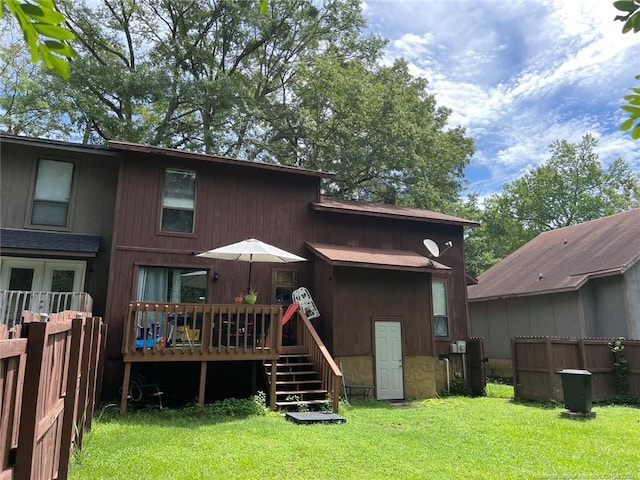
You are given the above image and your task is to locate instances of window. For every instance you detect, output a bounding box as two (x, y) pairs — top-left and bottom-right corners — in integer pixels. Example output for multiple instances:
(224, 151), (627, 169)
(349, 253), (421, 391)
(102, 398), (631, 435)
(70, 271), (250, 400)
(274, 270), (296, 304)
(161, 169), (196, 233)
(32, 159), (74, 227)
(432, 280), (449, 337)
(137, 267), (207, 303)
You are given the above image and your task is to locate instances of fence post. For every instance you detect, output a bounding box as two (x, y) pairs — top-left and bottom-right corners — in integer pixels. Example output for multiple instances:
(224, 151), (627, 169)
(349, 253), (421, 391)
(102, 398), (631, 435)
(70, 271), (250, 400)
(74, 318), (95, 450)
(545, 337), (554, 401)
(14, 321), (48, 480)
(578, 338), (586, 369)
(511, 337), (519, 399)
(57, 317), (84, 480)
(84, 318), (102, 431)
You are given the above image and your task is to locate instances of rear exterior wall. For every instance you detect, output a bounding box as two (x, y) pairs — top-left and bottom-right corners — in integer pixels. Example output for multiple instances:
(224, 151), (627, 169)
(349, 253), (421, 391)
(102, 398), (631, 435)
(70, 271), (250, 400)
(104, 153), (320, 359)
(0, 140), (118, 317)
(314, 212), (470, 354)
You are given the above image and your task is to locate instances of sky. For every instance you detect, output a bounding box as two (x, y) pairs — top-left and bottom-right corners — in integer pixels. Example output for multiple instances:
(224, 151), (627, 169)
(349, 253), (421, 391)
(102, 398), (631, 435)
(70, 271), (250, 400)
(361, 0), (640, 199)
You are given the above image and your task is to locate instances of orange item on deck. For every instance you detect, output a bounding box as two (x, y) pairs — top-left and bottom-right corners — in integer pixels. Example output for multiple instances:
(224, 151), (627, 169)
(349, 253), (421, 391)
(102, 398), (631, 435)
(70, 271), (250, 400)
(282, 302), (300, 325)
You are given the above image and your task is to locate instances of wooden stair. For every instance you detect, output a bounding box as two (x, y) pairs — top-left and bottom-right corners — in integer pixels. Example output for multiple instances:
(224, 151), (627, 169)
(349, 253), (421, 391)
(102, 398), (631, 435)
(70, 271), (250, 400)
(264, 352), (330, 410)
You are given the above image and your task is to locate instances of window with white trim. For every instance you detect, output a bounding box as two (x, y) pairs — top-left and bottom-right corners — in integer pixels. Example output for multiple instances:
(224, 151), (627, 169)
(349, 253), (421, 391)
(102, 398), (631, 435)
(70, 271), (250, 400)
(274, 270), (296, 304)
(161, 169), (196, 233)
(432, 280), (449, 337)
(31, 159), (74, 227)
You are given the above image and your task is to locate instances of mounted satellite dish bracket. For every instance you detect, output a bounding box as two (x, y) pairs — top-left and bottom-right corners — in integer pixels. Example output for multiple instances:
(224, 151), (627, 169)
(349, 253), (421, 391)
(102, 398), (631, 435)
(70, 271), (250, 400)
(423, 239), (453, 266)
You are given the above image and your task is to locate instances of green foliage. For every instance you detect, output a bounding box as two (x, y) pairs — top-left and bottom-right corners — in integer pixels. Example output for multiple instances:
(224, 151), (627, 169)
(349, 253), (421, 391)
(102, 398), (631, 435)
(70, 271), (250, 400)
(439, 377), (473, 397)
(604, 338), (638, 405)
(1, 0), (76, 78)
(614, 0), (640, 138)
(287, 54), (474, 209)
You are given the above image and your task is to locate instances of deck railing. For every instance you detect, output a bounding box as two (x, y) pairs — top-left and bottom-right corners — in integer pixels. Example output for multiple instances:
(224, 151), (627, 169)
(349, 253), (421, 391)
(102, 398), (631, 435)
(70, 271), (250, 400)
(122, 302), (283, 360)
(291, 309), (343, 413)
(0, 290), (93, 327)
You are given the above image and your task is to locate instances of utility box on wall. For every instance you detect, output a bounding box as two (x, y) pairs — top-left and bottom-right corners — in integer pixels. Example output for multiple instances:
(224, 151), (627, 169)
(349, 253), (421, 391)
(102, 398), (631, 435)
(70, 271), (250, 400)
(449, 341), (467, 354)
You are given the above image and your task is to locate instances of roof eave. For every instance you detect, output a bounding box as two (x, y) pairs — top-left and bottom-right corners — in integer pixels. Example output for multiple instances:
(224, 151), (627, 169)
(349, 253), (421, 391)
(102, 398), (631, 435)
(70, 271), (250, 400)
(310, 202), (480, 227)
(108, 140), (334, 179)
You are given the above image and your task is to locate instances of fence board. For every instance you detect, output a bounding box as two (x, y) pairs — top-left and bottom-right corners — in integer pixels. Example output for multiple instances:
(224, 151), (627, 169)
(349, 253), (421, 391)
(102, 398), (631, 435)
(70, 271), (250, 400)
(512, 337), (640, 403)
(0, 312), (104, 480)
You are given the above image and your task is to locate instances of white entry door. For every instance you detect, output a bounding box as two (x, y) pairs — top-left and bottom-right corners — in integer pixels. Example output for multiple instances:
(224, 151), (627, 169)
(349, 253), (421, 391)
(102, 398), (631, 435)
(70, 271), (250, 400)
(375, 320), (404, 400)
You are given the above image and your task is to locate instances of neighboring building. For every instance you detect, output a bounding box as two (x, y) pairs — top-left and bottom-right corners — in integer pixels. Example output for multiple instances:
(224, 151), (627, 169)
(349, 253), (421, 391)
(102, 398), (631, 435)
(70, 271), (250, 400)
(469, 209), (640, 377)
(2, 135), (479, 402)
(0, 135), (118, 322)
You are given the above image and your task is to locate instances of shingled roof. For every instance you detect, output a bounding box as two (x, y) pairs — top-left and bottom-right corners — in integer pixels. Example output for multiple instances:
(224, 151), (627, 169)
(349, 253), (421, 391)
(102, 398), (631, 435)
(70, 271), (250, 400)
(306, 242), (450, 272)
(311, 197), (479, 227)
(0, 228), (101, 256)
(468, 209), (640, 301)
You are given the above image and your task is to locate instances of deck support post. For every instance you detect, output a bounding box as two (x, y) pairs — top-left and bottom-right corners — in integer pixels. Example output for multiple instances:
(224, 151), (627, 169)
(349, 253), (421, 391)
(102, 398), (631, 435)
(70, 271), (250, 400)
(269, 356), (277, 410)
(199, 361), (207, 407)
(121, 362), (131, 415)
(251, 361), (256, 392)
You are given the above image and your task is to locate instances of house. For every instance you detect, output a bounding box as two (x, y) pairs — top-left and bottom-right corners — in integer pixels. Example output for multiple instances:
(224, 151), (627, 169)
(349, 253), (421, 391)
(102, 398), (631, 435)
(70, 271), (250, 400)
(468, 209), (640, 377)
(0, 135), (118, 323)
(1, 135), (480, 407)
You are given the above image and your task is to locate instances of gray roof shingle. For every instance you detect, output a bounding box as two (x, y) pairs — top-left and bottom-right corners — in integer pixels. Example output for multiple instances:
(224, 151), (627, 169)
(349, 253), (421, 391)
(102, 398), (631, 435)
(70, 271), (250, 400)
(468, 209), (640, 301)
(0, 228), (101, 255)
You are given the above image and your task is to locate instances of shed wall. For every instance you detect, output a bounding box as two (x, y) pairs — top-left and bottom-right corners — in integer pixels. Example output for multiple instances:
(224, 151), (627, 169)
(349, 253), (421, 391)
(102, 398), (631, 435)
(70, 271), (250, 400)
(625, 261), (640, 338)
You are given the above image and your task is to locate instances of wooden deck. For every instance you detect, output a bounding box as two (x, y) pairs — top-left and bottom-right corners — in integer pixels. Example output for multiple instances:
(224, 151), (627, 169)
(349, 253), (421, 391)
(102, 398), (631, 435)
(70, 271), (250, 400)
(121, 302), (283, 414)
(120, 302), (341, 414)
(122, 302), (283, 362)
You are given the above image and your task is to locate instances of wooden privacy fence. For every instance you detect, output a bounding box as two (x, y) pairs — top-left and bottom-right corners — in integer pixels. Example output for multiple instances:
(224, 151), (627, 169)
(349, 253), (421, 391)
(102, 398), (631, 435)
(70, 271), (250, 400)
(0, 311), (106, 480)
(512, 337), (640, 403)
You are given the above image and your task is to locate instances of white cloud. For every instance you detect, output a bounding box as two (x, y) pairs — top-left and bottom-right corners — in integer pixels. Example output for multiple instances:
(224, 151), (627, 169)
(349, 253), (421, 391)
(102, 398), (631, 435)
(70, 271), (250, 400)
(364, 0), (640, 196)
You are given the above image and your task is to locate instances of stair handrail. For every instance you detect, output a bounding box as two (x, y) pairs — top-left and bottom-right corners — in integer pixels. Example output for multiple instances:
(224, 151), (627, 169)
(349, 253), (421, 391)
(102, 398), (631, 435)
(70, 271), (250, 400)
(293, 308), (342, 413)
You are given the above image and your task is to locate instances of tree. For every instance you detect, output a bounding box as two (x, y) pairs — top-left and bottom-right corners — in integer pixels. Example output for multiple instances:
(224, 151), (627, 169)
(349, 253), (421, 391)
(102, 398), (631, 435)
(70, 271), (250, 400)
(614, 0), (640, 139)
(1, 0), (76, 78)
(269, 54), (474, 209)
(47, 0), (374, 149)
(466, 134), (640, 275)
(0, 21), (73, 136)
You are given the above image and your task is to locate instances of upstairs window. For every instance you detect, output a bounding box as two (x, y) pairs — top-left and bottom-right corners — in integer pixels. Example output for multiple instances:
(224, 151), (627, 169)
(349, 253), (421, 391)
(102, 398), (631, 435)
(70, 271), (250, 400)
(31, 159), (74, 227)
(432, 280), (449, 337)
(161, 168), (196, 233)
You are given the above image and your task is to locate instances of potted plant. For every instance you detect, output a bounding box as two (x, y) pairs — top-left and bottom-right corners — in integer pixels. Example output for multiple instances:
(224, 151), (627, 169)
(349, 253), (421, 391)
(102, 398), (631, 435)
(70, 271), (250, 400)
(234, 293), (244, 304)
(244, 289), (258, 304)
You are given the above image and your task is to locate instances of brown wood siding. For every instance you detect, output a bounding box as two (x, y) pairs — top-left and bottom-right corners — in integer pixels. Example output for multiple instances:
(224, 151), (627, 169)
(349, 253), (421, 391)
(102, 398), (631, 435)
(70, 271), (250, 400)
(104, 154), (320, 358)
(330, 267), (432, 357)
(315, 211), (469, 355)
(0, 142), (118, 318)
(310, 258), (335, 350)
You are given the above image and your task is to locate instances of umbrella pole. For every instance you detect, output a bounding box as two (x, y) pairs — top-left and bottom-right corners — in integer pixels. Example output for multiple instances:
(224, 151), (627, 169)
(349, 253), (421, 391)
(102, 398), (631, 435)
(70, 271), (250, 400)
(247, 259), (253, 293)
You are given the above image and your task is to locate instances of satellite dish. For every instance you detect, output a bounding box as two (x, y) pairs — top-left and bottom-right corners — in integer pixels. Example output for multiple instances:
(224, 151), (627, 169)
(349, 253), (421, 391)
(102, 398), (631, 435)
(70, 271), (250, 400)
(423, 239), (440, 258)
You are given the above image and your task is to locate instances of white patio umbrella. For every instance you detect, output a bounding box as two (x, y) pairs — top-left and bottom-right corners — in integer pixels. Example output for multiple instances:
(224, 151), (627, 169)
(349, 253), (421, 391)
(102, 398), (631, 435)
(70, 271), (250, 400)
(196, 238), (306, 293)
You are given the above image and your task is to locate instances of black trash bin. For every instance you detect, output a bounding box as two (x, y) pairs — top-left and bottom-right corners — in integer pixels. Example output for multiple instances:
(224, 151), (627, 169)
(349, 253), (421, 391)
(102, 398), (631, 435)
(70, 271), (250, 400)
(557, 369), (592, 413)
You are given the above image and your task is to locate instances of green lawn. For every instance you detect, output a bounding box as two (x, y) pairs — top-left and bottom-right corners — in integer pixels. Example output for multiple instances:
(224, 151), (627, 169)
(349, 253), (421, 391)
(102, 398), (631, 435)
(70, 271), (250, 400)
(70, 385), (640, 480)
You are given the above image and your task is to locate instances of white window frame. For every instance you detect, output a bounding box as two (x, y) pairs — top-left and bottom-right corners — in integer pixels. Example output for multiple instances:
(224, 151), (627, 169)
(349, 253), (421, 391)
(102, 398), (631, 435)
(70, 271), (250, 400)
(160, 168), (196, 234)
(30, 159), (75, 228)
(432, 279), (450, 338)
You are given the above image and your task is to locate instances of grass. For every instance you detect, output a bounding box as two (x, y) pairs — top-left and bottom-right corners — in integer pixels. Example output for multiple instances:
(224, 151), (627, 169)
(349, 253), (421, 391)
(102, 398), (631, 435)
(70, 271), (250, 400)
(70, 385), (640, 480)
